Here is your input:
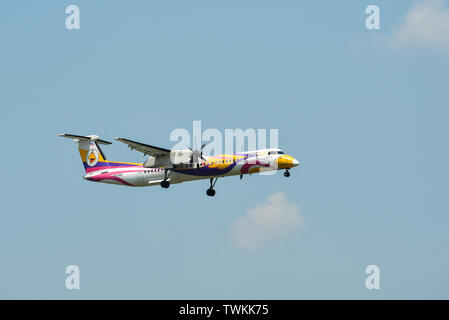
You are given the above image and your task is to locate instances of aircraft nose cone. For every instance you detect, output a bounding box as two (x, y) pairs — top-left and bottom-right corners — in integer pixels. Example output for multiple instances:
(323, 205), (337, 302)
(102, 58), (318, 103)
(276, 155), (298, 169)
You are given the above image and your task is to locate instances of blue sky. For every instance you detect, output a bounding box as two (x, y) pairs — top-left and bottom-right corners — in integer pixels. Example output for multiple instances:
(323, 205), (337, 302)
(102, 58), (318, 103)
(1, 0), (448, 299)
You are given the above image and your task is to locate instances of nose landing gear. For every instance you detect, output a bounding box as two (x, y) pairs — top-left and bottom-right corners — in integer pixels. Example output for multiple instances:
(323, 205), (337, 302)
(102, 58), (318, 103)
(206, 177), (218, 196)
(284, 170), (290, 177)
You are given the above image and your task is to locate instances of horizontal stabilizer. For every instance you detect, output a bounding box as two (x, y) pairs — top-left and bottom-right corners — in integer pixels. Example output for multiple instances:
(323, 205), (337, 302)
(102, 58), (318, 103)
(58, 133), (112, 145)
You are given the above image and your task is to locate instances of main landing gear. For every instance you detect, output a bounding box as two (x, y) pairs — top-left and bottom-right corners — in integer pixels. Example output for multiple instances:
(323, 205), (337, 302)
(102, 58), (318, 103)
(161, 180), (170, 188)
(160, 168), (171, 189)
(206, 178), (218, 197)
(284, 170), (290, 177)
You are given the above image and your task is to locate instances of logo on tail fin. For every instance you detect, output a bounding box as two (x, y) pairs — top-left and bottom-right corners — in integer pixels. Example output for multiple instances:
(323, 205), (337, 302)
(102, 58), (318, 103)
(86, 149), (99, 167)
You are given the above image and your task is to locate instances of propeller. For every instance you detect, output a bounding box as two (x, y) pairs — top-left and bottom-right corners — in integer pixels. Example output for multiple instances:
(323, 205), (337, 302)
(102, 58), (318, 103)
(188, 144), (207, 167)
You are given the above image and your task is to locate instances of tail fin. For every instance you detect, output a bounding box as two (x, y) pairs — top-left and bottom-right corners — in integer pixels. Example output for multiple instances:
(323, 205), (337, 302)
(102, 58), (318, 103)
(59, 134), (112, 172)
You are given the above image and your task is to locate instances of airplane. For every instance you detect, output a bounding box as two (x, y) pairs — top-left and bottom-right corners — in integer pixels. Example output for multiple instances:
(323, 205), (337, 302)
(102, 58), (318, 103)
(59, 133), (300, 196)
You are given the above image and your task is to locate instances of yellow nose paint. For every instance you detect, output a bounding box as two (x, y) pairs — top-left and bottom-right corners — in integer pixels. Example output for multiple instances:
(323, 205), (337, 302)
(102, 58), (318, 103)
(275, 155), (294, 169)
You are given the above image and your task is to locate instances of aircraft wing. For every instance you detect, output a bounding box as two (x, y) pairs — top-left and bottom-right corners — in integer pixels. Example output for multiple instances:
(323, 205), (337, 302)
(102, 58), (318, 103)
(115, 137), (171, 157)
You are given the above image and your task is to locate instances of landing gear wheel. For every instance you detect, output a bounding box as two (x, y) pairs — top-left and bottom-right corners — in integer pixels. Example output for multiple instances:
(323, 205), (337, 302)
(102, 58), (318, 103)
(284, 170), (290, 177)
(161, 180), (170, 188)
(206, 177), (218, 196)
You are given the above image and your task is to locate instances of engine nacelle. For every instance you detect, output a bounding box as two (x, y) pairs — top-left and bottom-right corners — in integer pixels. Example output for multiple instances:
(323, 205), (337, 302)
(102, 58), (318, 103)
(169, 149), (192, 165)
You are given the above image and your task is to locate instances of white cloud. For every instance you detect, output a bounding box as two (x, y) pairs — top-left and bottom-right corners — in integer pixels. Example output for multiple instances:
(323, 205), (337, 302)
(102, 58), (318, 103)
(390, 0), (449, 50)
(231, 192), (303, 251)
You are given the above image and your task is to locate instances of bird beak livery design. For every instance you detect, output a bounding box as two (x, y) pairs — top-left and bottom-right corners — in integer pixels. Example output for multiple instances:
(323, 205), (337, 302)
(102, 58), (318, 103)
(86, 149), (99, 167)
(59, 133), (300, 197)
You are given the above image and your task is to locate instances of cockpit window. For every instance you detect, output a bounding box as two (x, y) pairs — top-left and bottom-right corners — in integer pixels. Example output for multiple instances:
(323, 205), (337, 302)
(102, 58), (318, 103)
(278, 151), (284, 154)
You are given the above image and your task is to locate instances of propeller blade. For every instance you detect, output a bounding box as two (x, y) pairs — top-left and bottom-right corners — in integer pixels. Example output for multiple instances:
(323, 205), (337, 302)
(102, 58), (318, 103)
(187, 145), (207, 165)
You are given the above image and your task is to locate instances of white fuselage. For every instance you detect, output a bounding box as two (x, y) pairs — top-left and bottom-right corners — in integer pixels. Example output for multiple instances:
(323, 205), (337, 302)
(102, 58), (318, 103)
(84, 149), (299, 187)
